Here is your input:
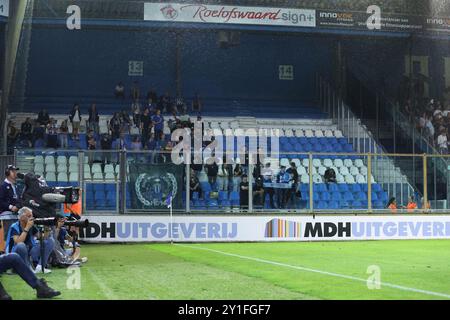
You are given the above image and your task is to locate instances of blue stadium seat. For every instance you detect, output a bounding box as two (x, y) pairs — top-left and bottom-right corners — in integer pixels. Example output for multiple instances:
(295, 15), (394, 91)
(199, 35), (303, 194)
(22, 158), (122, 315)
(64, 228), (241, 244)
(321, 192), (331, 201)
(328, 201), (339, 210)
(218, 191), (228, 201)
(328, 184), (338, 192)
(338, 184), (349, 192)
(316, 201), (327, 209)
(355, 192), (367, 201)
(331, 191), (341, 201)
(351, 184), (362, 193)
(352, 201), (363, 209)
(343, 191), (354, 201)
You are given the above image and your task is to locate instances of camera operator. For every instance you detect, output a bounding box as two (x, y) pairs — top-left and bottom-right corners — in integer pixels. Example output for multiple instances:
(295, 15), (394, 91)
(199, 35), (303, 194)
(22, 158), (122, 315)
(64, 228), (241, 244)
(22, 172), (57, 218)
(5, 207), (55, 274)
(0, 165), (20, 244)
(0, 252), (61, 300)
(54, 214), (87, 265)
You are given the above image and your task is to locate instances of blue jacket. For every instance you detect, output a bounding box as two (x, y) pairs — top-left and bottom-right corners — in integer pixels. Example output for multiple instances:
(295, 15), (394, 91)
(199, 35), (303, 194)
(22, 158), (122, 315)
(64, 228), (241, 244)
(0, 180), (19, 213)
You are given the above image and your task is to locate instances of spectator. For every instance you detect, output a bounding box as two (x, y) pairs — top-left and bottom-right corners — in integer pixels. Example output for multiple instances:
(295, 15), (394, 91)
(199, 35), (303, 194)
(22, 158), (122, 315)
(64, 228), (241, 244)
(0, 252), (61, 300)
(6, 121), (18, 154)
(5, 207), (55, 273)
(233, 161), (243, 192)
(120, 110), (132, 134)
(437, 128), (448, 154)
(189, 173), (201, 200)
(113, 132), (129, 151)
(192, 92), (202, 114)
(176, 97), (188, 115)
(424, 114), (435, 146)
(87, 133), (97, 164)
(130, 136), (142, 151)
(324, 168), (337, 183)
(146, 98), (157, 115)
(276, 165), (290, 209)
(20, 118), (33, 144)
(130, 81), (140, 101)
(114, 81), (125, 99)
(100, 133), (112, 164)
(253, 175), (265, 207)
(37, 109), (50, 126)
(146, 87), (158, 103)
(285, 162), (299, 209)
(88, 103), (100, 134)
(131, 101), (141, 128)
(46, 119), (58, 148)
(217, 158), (229, 191)
(205, 161), (219, 189)
(152, 109), (164, 140)
(158, 92), (171, 113)
(406, 196), (417, 212)
(58, 120), (69, 149)
(0, 165), (20, 242)
(140, 108), (152, 146)
(387, 197), (397, 213)
(69, 103), (82, 141)
(109, 112), (122, 141)
(262, 162), (275, 209)
(239, 174), (249, 210)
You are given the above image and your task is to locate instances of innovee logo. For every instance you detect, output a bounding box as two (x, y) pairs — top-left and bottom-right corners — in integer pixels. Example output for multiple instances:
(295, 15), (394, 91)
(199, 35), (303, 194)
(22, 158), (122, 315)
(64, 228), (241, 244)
(161, 4), (178, 20)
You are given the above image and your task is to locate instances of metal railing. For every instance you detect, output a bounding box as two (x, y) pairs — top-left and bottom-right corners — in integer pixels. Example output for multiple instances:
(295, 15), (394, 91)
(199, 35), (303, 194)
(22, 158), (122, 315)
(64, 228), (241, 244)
(13, 148), (450, 215)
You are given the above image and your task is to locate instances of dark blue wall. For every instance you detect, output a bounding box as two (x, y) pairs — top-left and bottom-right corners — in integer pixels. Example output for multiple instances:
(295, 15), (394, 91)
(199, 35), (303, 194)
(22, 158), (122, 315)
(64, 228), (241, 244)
(0, 23), (5, 90)
(24, 26), (334, 108)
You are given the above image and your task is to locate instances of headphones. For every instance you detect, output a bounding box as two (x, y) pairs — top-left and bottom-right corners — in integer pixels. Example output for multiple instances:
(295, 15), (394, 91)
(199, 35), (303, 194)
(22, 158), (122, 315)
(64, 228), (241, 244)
(5, 165), (16, 177)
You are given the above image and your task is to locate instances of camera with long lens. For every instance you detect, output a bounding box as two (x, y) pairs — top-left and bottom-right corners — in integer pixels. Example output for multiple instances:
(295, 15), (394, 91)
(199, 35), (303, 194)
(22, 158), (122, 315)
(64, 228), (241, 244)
(18, 172), (81, 218)
(33, 217), (90, 228)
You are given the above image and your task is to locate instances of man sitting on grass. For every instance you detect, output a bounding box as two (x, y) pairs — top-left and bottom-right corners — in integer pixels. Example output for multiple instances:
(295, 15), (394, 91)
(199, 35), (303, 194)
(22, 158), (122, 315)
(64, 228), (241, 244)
(0, 252), (60, 300)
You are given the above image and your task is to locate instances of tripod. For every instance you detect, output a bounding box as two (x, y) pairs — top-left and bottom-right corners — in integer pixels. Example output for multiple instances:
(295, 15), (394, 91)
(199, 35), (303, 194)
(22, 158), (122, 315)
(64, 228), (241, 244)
(36, 225), (49, 274)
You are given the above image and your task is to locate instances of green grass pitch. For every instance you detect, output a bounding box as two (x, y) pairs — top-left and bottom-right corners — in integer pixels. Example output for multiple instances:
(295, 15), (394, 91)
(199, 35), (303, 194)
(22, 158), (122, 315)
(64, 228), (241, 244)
(2, 240), (450, 300)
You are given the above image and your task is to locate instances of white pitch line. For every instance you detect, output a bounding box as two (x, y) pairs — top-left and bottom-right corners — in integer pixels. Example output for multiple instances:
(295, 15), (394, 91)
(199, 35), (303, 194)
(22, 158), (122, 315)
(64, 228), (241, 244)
(175, 244), (450, 299)
(86, 268), (119, 300)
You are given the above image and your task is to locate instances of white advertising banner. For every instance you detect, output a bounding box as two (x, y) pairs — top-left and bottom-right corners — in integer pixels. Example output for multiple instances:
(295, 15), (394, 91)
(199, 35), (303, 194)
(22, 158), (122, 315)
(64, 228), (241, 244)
(80, 215), (450, 243)
(0, 0), (9, 17)
(144, 3), (316, 28)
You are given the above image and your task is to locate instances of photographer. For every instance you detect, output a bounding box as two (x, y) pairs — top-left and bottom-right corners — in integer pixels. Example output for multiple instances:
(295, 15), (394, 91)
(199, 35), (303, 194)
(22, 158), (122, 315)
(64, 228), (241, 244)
(0, 165), (20, 244)
(0, 252), (60, 300)
(5, 207), (55, 274)
(54, 214), (87, 265)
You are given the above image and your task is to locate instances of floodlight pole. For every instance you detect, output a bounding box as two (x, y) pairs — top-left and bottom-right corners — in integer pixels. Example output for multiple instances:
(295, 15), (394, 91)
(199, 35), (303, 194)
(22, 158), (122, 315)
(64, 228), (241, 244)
(169, 198), (173, 245)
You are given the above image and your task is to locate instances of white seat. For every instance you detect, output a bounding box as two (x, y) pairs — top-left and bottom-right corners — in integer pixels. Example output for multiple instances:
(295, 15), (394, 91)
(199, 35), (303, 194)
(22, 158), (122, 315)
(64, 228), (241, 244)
(56, 156), (67, 165)
(334, 130), (344, 138)
(345, 174), (356, 184)
(44, 156), (55, 165)
(309, 167), (317, 175)
(57, 172), (68, 182)
(334, 159), (344, 168)
(354, 159), (364, 168)
(92, 172), (104, 180)
(323, 159), (333, 168)
(45, 164), (56, 173)
(220, 122), (230, 130)
(34, 163), (45, 173)
(356, 174), (366, 184)
(34, 155), (44, 164)
(69, 156), (78, 165)
(360, 166), (368, 176)
(69, 172), (79, 181)
(84, 172), (92, 180)
(336, 173), (345, 183)
(302, 158), (309, 167)
(318, 166), (326, 175)
(104, 164), (115, 174)
(315, 130), (324, 138)
(294, 130), (304, 137)
(324, 130), (334, 138)
(350, 166), (360, 176)
(280, 158), (290, 167)
(312, 159), (321, 168)
(104, 172), (115, 180)
(291, 159), (301, 168)
(92, 163), (102, 174)
(213, 128), (223, 137)
(69, 163), (79, 172)
(304, 130), (314, 138)
(300, 174), (310, 184)
(285, 129), (294, 137)
(343, 159), (353, 167)
(312, 174), (322, 183)
(45, 172), (56, 181)
(57, 163), (67, 173)
(297, 166), (307, 175)
(340, 167), (350, 176)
